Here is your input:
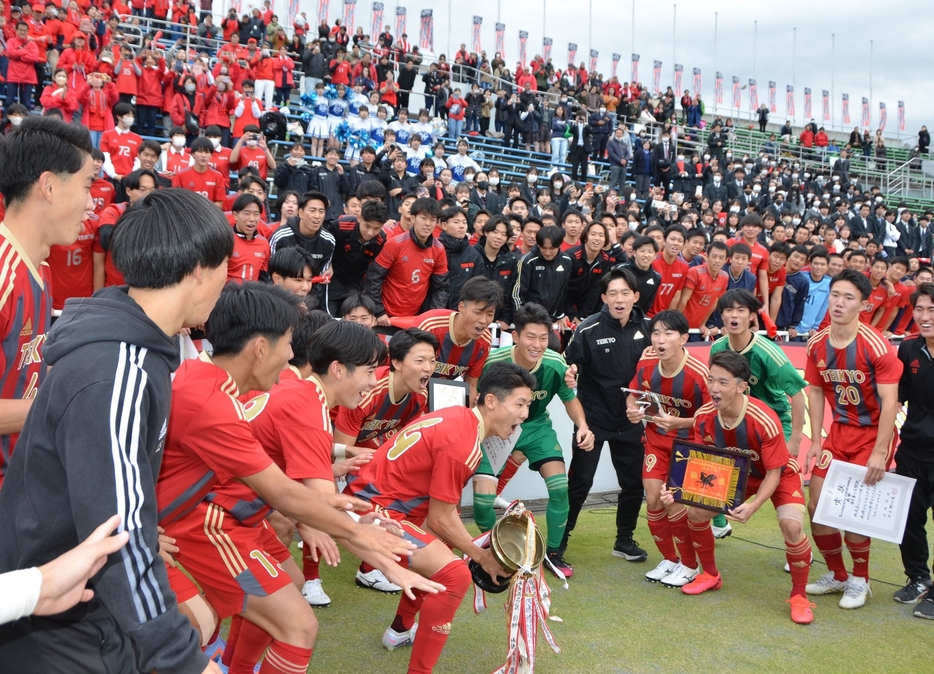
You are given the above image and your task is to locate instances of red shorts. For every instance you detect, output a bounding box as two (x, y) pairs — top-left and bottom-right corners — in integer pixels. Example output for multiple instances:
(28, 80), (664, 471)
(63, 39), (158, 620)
(642, 431), (675, 481)
(370, 506), (438, 566)
(811, 423), (898, 480)
(164, 502), (294, 618)
(747, 470), (806, 509)
(166, 564), (200, 604)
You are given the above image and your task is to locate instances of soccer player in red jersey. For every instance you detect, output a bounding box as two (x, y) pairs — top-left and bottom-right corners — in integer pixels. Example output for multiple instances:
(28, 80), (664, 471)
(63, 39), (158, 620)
(803, 269), (903, 609)
(205, 126), (234, 189)
(860, 256), (892, 325)
(230, 125), (276, 180)
(99, 102), (143, 181)
(677, 240), (729, 338)
(649, 225), (690, 317)
(227, 194), (270, 283)
(0, 118), (95, 488)
(391, 277), (500, 400)
(765, 241), (789, 322)
(89, 149), (116, 214)
(345, 362), (535, 673)
(0, 189), (233, 672)
(366, 197), (449, 321)
(92, 169), (159, 290)
(660, 351), (816, 624)
(159, 284), (440, 674)
(875, 257), (912, 336)
(626, 310), (710, 588)
(727, 213), (770, 304)
(172, 137), (228, 206)
(47, 216), (97, 311)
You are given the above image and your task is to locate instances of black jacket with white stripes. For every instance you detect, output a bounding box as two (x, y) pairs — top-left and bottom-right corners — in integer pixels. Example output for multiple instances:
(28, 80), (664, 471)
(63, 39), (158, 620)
(270, 217), (336, 308)
(0, 287), (206, 673)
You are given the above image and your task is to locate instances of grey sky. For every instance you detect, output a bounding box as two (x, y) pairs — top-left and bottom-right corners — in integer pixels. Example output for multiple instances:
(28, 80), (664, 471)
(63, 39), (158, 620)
(294, 0), (924, 144)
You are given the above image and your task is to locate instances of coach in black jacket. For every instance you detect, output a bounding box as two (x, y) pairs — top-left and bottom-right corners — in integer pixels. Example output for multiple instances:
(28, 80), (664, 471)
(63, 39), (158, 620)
(563, 266), (649, 560)
(513, 225), (573, 322)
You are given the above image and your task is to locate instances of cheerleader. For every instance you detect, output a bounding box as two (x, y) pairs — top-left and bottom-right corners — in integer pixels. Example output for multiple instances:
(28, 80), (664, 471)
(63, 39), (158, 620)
(344, 106), (372, 166)
(410, 108), (435, 145)
(404, 135), (431, 175)
(327, 83), (350, 149)
(388, 108), (412, 145)
(305, 82), (330, 158)
(347, 81), (370, 117)
(368, 105), (389, 146)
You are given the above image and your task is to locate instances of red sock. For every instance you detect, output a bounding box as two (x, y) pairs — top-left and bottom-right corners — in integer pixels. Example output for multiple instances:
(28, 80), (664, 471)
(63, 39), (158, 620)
(222, 615), (243, 667)
(392, 589), (428, 632)
(647, 508), (678, 562)
(845, 537), (871, 581)
(258, 640), (313, 674)
(408, 560), (471, 674)
(302, 545), (320, 582)
(669, 508), (697, 570)
(496, 457), (521, 495)
(228, 621), (273, 674)
(813, 532), (848, 582)
(786, 537), (812, 597)
(687, 520), (717, 576)
(359, 562), (376, 574)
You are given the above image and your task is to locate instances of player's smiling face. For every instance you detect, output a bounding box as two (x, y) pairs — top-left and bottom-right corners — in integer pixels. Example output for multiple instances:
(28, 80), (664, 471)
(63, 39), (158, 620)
(707, 365), (745, 410)
(513, 322), (551, 366)
(913, 293), (934, 339)
(663, 233), (683, 258)
(394, 343), (437, 393)
(335, 362), (379, 408)
(459, 301), (496, 340)
(254, 329), (294, 391)
(721, 304), (752, 336)
(828, 280), (866, 323)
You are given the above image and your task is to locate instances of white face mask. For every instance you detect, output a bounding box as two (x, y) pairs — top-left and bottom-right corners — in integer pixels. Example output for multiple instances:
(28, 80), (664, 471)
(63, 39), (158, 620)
(753, 186), (761, 193)
(599, 107), (606, 114)
(185, 83), (196, 93)
(465, 174), (475, 183)
(9, 116), (23, 127)
(792, 217), (801, 225)
(713, 177), (721, 185)
(730, 206), (740, 213)
(489, 177), (499, 186)
(527, 175), (538, 184)
(172, 136), (186, 148)
(246, 139), (259, 148)
(209, 137), (221, 149)
(122, 116), (135, 127)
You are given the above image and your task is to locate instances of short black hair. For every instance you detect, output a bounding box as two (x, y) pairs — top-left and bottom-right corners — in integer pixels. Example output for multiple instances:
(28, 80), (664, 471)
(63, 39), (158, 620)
(232, 193), (264, 213)
(477, 361), (536, 406)
(388, 328), (440, 370)
(513, 303), (552, 334)
(307, 320), (387, 375)
(273, 189), (301, 217)
(124, 168), (159, 191)
(649, 309), (690, 335)
(340, 292), (377, 317)
(717, 288), (763, 314)
(190, 137), (214, 154)
(112, 189), (233, 289)
(139, 139), (162, 156)
(600, 266), (638, 295)
(632, 235), (659, 252)
(356, 179), (387, 202)
(268, 247), (314, 279)
(0, 116), (93, 208)
(663, 224), (687, 241)
(289, 310), (334, 367)
(299, 190), (329, 209)
(206, 282), (303, 358)
(769, 241), (791, 257)
(360, 200), (389, 223)
(740, 213), (764, 228)
(459, 277), (503, 310)
(809, 246), (830, 263)
(113, 102), (134, 118)
(910, 282), (934, 309)
(410, 197), (444, 218)
(536, 225), (564, 248)
(729, 242), (752, 258)
(709, 350), (751, 382)
(830, 268), (872, 300)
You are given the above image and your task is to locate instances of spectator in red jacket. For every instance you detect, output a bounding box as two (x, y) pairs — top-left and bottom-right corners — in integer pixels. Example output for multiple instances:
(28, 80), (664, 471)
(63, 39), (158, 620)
(78, 72), (119, 148)
(814, 126), (830, 157)
(272, 45), (294, 105)
(203, 78), (235, 146)
(221, 7), (240, 40)
(113, 44), (141, 103)
(446, 88), (468, 139)
(330, 49), (353, 86)
(58, 32), (98, 90)
(5, 21), (41, 109)
(252, 44), (276, 108)
(136, 50), (166, 138)
(40, 69), (80, 122)
(169, 74), (206, 142)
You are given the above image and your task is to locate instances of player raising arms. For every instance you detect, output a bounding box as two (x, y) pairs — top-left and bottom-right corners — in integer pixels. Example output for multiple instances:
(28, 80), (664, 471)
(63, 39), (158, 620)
(804, 269), (903, 609)
(345, 362), (535, 674)
(473, 303), (594, 578)
(627, 310), (711, 588)
(660, 351), (816, 624)
(334, 328), (438, 594)
(391, 277), (501, 403)
(158, 283), (441, 674)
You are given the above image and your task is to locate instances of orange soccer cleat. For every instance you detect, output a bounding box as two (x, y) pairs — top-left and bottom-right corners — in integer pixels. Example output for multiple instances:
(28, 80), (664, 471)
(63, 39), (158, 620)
(787, 595), (816, 624)
(681, 571), (723, 595)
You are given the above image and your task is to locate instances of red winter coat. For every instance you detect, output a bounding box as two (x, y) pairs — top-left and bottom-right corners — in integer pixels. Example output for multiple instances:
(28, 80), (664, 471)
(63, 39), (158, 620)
(330, 59), (352, 86)
(252, 56), (274, 81)
(272, 55), (294, 88)
(5, 37), (41, 84)
(136, 60), (166, 107)
(169, 91), (206, 128)
(57, 46), (98, 90)
(78, 83), (119, 132)
(40, 85), (80, 122)
(202, 86), (234, 129)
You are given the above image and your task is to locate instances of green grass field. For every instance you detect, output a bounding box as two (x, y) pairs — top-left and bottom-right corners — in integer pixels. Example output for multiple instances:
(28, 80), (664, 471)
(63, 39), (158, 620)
(273, 490), (932, 674)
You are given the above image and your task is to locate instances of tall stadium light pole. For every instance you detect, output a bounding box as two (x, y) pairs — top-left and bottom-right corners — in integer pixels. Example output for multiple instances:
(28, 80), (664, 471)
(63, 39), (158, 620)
(497, 0), (501, 24)
(447, 0), (452, 57)
(753, 20), (757, 80)
(543, 0), (546, 50)
(869, 39), (874, 130)
(631, 0), (635, 63)
(831, 33), (835, 127)
(672, 5), (676, 67)
(713, 12), (718, 113)
(588, 0), (593, 61)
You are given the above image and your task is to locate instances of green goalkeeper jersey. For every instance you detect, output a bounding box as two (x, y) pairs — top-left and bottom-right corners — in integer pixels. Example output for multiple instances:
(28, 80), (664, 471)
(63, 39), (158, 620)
(484, 346), (576, 425)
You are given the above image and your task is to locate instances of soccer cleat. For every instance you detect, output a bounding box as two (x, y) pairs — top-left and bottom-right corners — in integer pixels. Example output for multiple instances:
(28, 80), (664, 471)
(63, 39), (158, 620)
(300, 579), (332, 607)
(612, 538), (648, 562)
(382, 623), (418, 650)
(805, 572), (847, 596)
(786, 595), (816, 624)
(711, 522), (733, 539)
(893, 577), (932, 604)
(645, 559), (679, 582)
(913, 592), (934, 620)
(493, 495), (512, 510)
(546, 550), (574, 579)
(783, 554), (814, 573)
(356, 568), (402, 594)
(681, 571), (723, 595)
(660, 562), (699, 588)
(839, 575), (872, 609)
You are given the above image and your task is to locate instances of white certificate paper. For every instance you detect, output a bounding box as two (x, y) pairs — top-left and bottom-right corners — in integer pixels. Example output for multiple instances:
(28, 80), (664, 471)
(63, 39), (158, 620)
(812, 460), (917, 544)
(481, 426), (523, 476)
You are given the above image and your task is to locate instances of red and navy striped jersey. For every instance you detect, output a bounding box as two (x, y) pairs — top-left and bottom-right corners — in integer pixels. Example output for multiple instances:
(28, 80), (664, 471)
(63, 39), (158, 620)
(693, 397), (786, 480)
(805, 323), (903, 427)
(391, 309), (492, 380)
(344, 406), (484, 524)
(630, 350), (710, 444)
(334, 366), (427, 449)
(0, 225), (52, 485)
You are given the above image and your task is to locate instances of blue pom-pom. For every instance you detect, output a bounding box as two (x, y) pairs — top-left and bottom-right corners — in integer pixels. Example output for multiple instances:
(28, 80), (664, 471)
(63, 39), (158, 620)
(301, 112), (312, 123)
(349, 129), (370, 149)
(324, 84), (339, 100)
(335, 121), (352, 143)
(299, 92), (317, 108)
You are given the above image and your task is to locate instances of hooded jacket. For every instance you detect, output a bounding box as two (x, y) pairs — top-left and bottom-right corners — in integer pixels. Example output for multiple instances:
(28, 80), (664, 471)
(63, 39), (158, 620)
(0, 287), (206, 674)
(440, 232), (485, 310)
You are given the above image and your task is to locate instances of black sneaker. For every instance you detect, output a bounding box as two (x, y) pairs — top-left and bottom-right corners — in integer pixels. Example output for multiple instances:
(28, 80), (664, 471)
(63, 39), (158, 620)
(612, 537), (648, 562)
(913, 592), (934, 620)
(546, 550), (574, 579)
(893, 577), (932, 604)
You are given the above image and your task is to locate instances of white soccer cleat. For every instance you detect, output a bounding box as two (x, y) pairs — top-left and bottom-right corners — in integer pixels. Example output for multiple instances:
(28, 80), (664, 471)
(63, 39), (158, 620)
(711, 522), (733, 539)
(493, 495), (511, 510)
(660, 562), (699, 588)
(356, 568), (402, 593)
(301, 579), (331, 607)
(383, 623), (418, 650)
(839, 575), (872, 609)
(805, 571), (848, 596)
(645, 558), (679, 582)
